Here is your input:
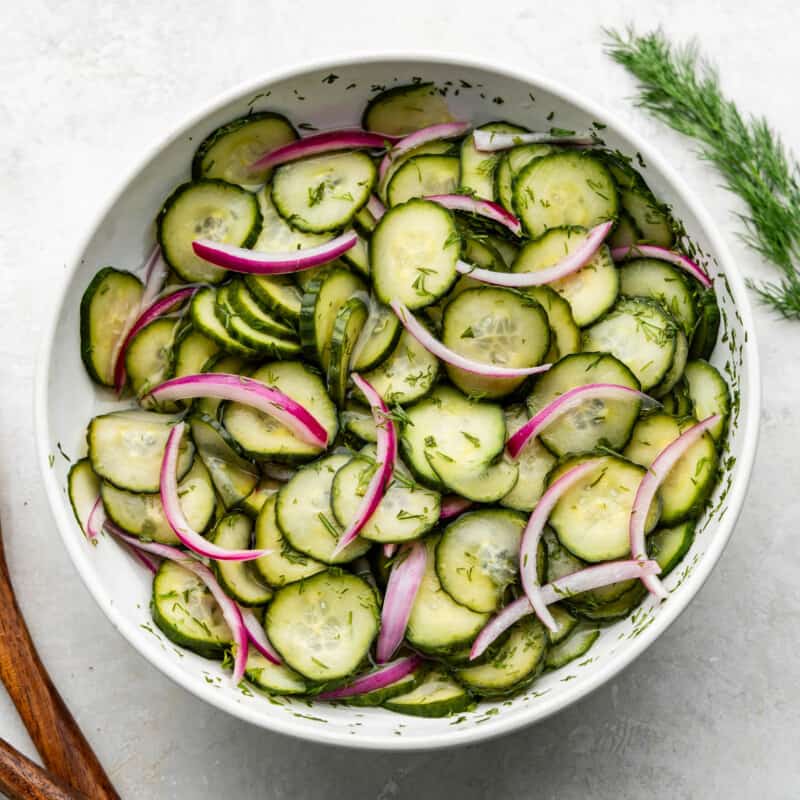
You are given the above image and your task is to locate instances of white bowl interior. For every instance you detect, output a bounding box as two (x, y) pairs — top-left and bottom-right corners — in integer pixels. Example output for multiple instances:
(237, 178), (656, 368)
(37, 56), (759, 749)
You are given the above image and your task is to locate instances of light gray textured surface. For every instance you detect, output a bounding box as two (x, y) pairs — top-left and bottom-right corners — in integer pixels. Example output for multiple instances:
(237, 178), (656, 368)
(0, 1), (797, 797)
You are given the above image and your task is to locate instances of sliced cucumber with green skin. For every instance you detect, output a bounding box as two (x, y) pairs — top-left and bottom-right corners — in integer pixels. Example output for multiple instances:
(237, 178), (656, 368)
(244, 274), (303, 322)
(581, 297), (679, 391)
(239, 478), (282, 518)
(689, 291), (721, 360)
(350, 300), (402, 372)
(227, 279), (296, 338)
(400, 386), (506, 487)
(362, 83), (454, 136)
(210, 512), (273, 606)
(495, 143), (555, 213)
(545, 625), (599, 670)
(569, 583), (646, 622)
(649, 520), (695, 576)
(371, 199), (460, 310)
(190, 288), (260, 358)
(80, 267), (143, 386)
(331, 446), (440, 544)
(222, 361), (338, 462)
(265, 570), (379, 682)
(152, 560), (232, 659)
(171, 325), (220, 379)
(252, 183), (332, 254)
(378, 140), (455, 200)
(88, 410), (194, 493)
(192, 112), (298, 189)
(513, 152), (618, 239)
(360, 327), (440, 406)
(125, 317), (180, 401)
(486, 234), (520, 269)
(526, 352), (642, 456)
(461, 121), (527, 200)
(102, 458), (215, 544)
(620, 185), (674, 248)
(245, 651), (308, 695)
(299, 268), (368, 369)
(461, 235), (506, 272)
(549, 453), (661, 562)
(547, 604), (579, 645)
(427, 451), (518, 504)
(651, 327), (688, 399)
(272, 151), (376, 233)
(339, 668), (422, 707)
(456, 617), (547, 696)
(513, 231), (619, 326)
(662, 379), (694, 417)
(441, 287), (550, 399)
(386, 155), (460, 206)
(684, 359), (730, 441)
(624, 413), (719, 523)
(383, 667), (471, 717)
(525, 285), (581, 363)
(436, 508), (526, 612)
(340, 231), (371, 278)
(254, 496), (327, 587)
(608, 209), (642, 249)
(158, 179), (262, 284)
(276, 454), (371, 564)
(327, 297), (368, 407)
(406, 536), (489, 655)
(354, 205), (379, 235)
(67, 458), (100, 536)
(340, 401), (377, 443)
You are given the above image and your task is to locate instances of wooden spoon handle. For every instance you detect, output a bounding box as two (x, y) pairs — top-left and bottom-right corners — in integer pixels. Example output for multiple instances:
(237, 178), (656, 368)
(0, 535), (120, 800)
(0, 738), (88, 800)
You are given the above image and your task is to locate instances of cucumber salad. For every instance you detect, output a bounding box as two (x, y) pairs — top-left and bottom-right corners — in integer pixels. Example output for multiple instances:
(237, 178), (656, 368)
(69, 82), (732, 718)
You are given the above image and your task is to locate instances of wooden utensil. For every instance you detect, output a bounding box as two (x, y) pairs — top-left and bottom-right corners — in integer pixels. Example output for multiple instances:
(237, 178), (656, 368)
(0, 738), (88, 800)
(0, 521), (120, 799)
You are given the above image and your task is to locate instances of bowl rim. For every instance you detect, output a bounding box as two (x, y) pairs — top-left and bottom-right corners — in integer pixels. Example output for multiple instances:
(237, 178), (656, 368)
(34, 50), (761, 751)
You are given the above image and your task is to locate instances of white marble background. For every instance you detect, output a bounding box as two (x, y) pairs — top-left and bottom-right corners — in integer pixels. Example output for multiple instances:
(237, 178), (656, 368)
(1, 1), (799, 797)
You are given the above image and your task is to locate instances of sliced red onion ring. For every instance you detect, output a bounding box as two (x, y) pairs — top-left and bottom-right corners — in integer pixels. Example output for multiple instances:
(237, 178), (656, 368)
(109, 529), (249, 683)
(147, 373), (328, 447)
(331, 374), (397, 558)
(250, 128), (398, 172)
(192, 230), (357, 275)
(473, 129), (595, 152)
(85, 496), (106, 541)
(366, 194), (386, 220)
(161, 422), (267, 561)
(630, 414), (721, 599)
(239, 606), (281, 665)
(318, 655), (423, 701)
(519, 460), (604, 632)
(383, 543), (397, 558)
(470, 558), (662, 660)
(376, 541), (427, 663)
(391, 300), (552, 378)
(126, 546), (161, 574)
(424, 194), (522, 237)
(456, 220), (613, 287)
(439, 495), (473, 520)
(507, 382), (657, 459)
(610, 244), (712, 288)
(113, 286), (199, 393)
(378, 121), (471, 183)
(140, 245), (169, 309)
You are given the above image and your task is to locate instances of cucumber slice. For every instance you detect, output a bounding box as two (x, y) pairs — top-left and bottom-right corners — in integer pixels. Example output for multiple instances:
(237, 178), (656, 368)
(460, 121), (527, 200)
(88, 410), (194, 493)
(441, 287), (550, 399)
(239, 478), (282, 518)
(689, 291), (721, 360)
(545, 625), (599, 670)
(354, 205), (379, 235)
(581, 297), (679, 391)
(608, 210), (642, 249)
(327, 297), (368, 407)
(513, 152), (618, 239)
(210, 512), (273, 606)
(152, 560), (232, 659)
(158, 179), (261, 283)
(190, 288), (260, 358)
(525, 285), (581, 362)
(383, 667), (471, 717)
(651, 327), (688, 399)
(406, 536), (489, 655)
(684, 360), (730, 441)
(547, 604), (579, 645)
(67, 458), (101, 536)
(662, 379), (694, 417)
(272, 151), (376, 233)
(340, 401), (377, 444)
(338, 667), (422, 707)
(427, 450), (518, 503)
(456, 617), (547, 696)
(265, 570), (379, 682)
(436, 508), (526, 612)
(461, 235), (506, 272)
(386, 155), (460, 206)
(172, 326), (220, 379)
(101, 458), (215, 544)
(192, 112), (298, 189)
(80, 267), (143, 386)
(495, 143), (555, 213)
(570, 583), (646, 621)
(362, 83), (454, 136)
(378, 140), (455, 201)
(649, 520), (695, 576)
(486, 234), (520, 270)
(513, 230), (619, 326)
(253, 496), (327, 587)
(624, 413), (719, 523)
(244, 274), (303, 322)
(331, 446), (440, 544)
(275, 454), (371, 564)
(340, 231), (371, 278)
(125, 317), (180, 401)
(227, 279), (296, 338)
(350, 300), (402, 372)
(245, 651), (308, 695)
(252, 183), (332, 254)
(526, 352), (641, 456)
(620, 185), (674, 248)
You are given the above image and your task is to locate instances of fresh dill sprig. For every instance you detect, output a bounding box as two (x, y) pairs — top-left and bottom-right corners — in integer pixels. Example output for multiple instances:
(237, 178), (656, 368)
(605, 27), (800, 318)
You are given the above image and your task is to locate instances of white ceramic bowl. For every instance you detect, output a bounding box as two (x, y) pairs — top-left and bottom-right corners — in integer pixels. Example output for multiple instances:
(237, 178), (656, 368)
(36, 54), (760, 750)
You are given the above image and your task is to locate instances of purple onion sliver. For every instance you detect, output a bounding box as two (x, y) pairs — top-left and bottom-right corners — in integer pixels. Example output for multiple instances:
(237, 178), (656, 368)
(610, 244), (712, 288)
(424, 194), (522, 237)
(378, 121), (471, 182)
(366, 194), (386, 220)
(439, 495), (473, 520)
(383, 543), (398, 558)
(318, 655), (423, 701)
(85, 496), (106, 541)
(240, 606), (281, 665)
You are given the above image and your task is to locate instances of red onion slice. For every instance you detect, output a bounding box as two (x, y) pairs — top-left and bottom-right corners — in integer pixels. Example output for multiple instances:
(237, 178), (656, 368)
(192, 231), (358, 275)
(147, 373), (329, 447)
(161, 422), (267, 562)
(456, 220), (613, 287)
(85, 496), (106, 541)
(519, 460), (605, 631)
(390, 300), (552, 378)
(507, 383), (657, 458)
(470, 558), (662, 659)
(318, 655), (423, 701)
(126, 546), (161, 574)
(250, 128), (398, 171)
(140, 245), (169, 309)
(424, 194), (522, 237)
(630, 414), (721, 598)
(378, 121), (471, 183)
(376, 541), (427, 663)
(239, 606), (281, 665)
(331, 374), (397, 558)
(610, 244), (712, 288)
(439, 494), (473, 520)
(366, 194), (386, 220)
(383, 543), (397, 558)
(473, 129), (595, 152)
